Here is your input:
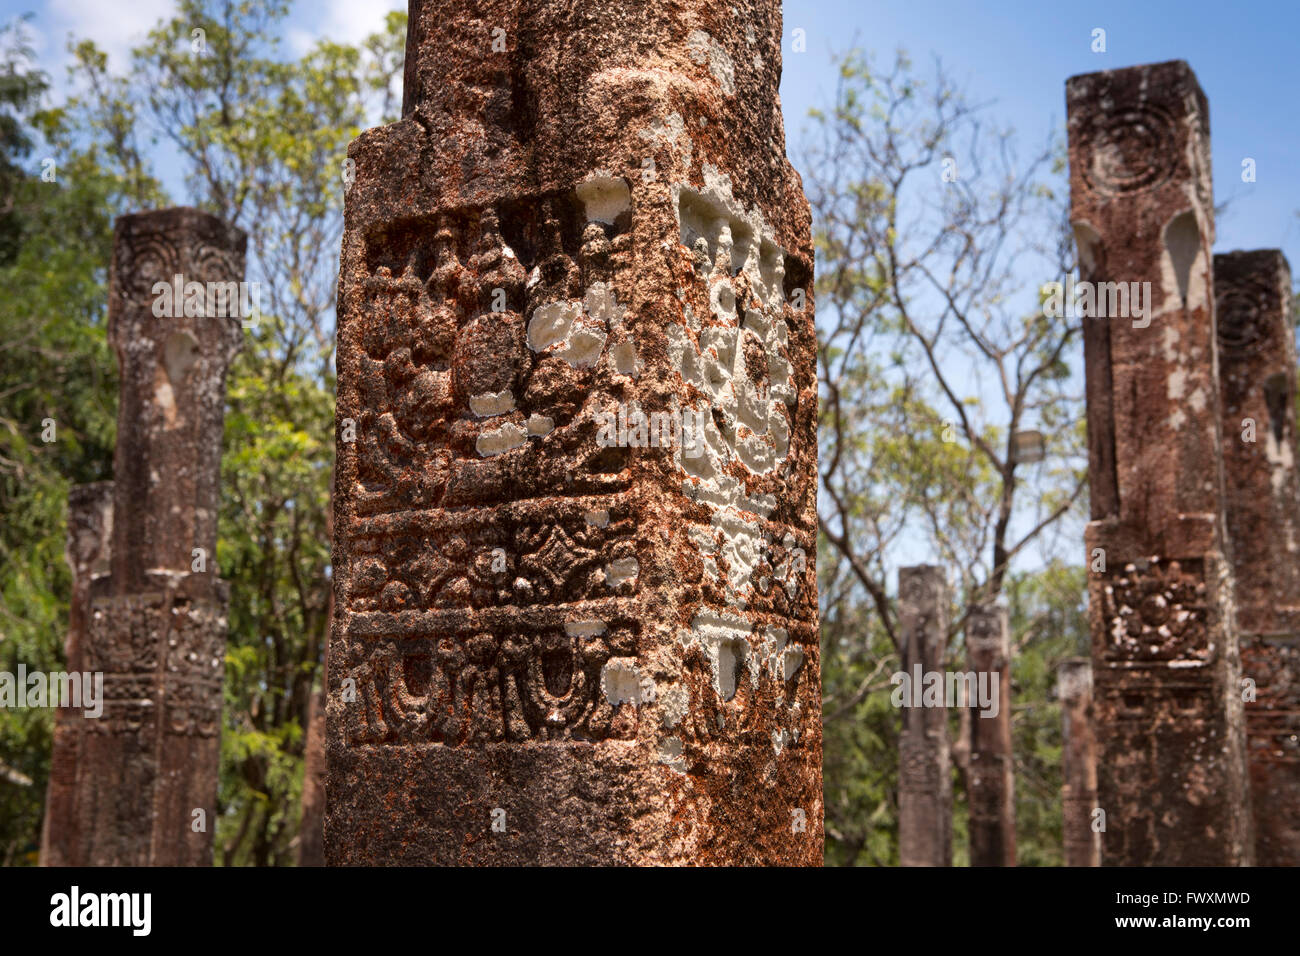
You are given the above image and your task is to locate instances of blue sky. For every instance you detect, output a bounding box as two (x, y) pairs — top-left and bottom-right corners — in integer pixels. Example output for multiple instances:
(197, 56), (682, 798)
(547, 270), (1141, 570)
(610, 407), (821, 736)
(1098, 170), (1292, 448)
(8, 0), (1295, 259)
(778, 0), (1300, 263)
(5, 0), (1296, 574)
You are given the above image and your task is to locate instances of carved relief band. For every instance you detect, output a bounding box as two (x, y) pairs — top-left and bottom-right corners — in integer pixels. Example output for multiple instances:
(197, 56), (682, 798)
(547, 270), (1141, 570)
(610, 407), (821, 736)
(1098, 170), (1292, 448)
(327, 0), (820, 865)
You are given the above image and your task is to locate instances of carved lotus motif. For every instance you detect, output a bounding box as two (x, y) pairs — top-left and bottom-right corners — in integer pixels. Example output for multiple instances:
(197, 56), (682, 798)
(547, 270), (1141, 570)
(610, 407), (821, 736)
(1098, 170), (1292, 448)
(1101, 558), (1211, 663)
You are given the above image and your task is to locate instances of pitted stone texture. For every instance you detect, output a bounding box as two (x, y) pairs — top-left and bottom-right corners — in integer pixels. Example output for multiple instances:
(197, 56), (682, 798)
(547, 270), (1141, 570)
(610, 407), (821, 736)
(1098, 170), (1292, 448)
(108, 208), (244, 592)
(74, 578), (227, 866)
(1216, 249), (1300, 865)
(297, 687), (326, 867)
(44, 208), (244, 866)
(1058, 659), (1100, 867)
(966, 600), (1014, 867)
(1069, 60), (1252, 866)
(328, 0), (820, 865)
(40, 482), (113, 867)
(896, 565), (951, 867)
(1217, 251), (1300, 639)
(1242, 638), (1300, 865)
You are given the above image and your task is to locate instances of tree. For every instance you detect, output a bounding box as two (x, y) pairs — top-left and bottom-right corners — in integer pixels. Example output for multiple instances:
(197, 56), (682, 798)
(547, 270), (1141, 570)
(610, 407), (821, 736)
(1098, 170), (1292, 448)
(0, 15), (136, 864)
(0, 0), (406, 865)
(806, 49), (1088, 864)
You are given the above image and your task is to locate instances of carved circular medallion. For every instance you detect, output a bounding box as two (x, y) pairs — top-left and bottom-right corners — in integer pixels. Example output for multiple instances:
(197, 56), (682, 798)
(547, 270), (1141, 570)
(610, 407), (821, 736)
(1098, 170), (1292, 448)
(190, 242), (239, 288)
(1216, 281), (1271, 357)
(1081, 105), (1175, 195)
(117, 232), (182, 302)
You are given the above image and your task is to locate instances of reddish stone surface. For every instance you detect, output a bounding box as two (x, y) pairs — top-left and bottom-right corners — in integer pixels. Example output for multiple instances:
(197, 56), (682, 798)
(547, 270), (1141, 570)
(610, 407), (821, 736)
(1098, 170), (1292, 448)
(896, 565), (951, 866)
(966, 601), (1014, 866)
(1215, 249), (1300, 866)
(47, 208), (245, 866)
(1241, 639), (1300, 866)
(327, 0), (820, 864)
(40, 482), (113, 867)
(1058, 658), (1100, 867)
(1068, 60), (1253, 865)
(297, 686), (326, 867)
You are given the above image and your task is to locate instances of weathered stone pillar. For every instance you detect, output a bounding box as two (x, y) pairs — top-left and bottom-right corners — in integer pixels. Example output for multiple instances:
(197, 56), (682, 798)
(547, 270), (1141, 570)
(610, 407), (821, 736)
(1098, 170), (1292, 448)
(1058, 658), (1100, 867)
(966, 600), (1014, 866)
(1216, 249), (1300, 866)
(40, 482), (113, 866)
(68, 208), (244, 865)
(297, 686), (326, 866)
(1067, 60), (1254, 865)
(327, 0), (820, 864)
(897, 565), (951, 866)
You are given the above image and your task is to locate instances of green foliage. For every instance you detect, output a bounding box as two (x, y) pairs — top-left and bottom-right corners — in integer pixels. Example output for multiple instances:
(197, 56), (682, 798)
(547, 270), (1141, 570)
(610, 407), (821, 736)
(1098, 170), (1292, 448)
(812, 49), (1090, 866)
(0, 17), (132, 864)
(821, 558), (1088, 866)
(819, 567), (900, 866)
(215, 321), (333, 866)
(1003, 561), (1089, 866)
(0, 0), (405, 865)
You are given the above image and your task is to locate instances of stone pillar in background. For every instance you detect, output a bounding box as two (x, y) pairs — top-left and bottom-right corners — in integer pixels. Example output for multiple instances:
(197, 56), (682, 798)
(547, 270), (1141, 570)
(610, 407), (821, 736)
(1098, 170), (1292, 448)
(1067, 60), (1253, 865)
(1216, 249), (1300, 866)
(966, 600), (1014, 866)
(897, 565), (951, 866)
(1058, 658), (1100, 867)
(40, 482), (113, 866)
(327, 0), (820, 864)
(68, 208), (245, 866)
(297, 686), (326, 866)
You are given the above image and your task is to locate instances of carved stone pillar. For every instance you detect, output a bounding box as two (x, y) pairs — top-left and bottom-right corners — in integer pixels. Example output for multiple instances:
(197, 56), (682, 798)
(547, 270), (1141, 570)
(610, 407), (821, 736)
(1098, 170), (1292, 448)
(68, 208), (244, 866)
(897, 565), (951, 866)
(1067, 60), (1253, 865)
(1059, 658), (1100, 867)
(327, 0), (820, 864)
(966, 600), (1014, 866)
(40, 482), (113, 866)
(1216, 249), (1300, 865)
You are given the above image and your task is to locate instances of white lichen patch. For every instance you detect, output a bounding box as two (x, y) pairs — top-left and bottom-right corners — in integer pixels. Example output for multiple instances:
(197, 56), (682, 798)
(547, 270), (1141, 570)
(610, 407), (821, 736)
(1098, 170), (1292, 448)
(688, 610), (755, 701)
(772, 728), (791, 756)
(476, 421), (526, 457)
(525, 413), (554, 437)
(659, 684), (689, 729)
(605, 556), (639, 588)
(638, 111), (691, 170)
(528, 301), (582, 352)
(557, 326), (607, 368)
(584, 509), (610, 528)
(528, 285), (620, 369)
(686, 29), (735, 95)
(585, 281), (624, 325)
(576, 172), (631, 225)
(781, 646), (805, 681)
(601, 658), (643, 707)
(564, 619), (607, 639)
(658, 736), (686, 773)
(1167, 368), (1187, 401)
(610, 338), (639, 376)
(1162, 323), (1181, 362)
(469, 388), (516, 417)
(758, 627), (806, 683)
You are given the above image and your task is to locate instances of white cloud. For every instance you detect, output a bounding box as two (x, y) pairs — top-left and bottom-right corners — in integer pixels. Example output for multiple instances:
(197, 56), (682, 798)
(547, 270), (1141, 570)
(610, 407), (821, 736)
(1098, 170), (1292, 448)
(289, 0), (403, 55)
(47, 0), (175, 70)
